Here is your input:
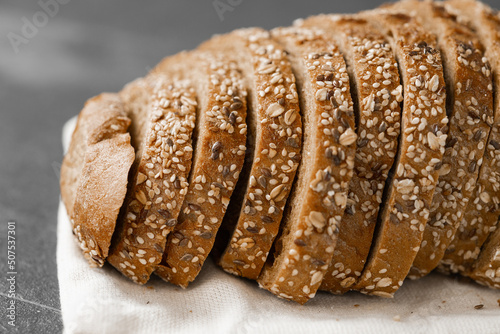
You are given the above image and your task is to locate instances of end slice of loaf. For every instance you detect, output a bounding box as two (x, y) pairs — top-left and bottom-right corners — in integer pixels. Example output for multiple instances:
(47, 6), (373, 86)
(386, 0), (494, 279)
(437, 0), (500, 275)
(256, 27), (356, 304)
(61, 93), (135, 266)
(199, 28), (302, 280)
(107, 76), (197, 284)
(298, 15), (402, 294)
(152, 52), (248, 288)
(354, 11), (448, 297)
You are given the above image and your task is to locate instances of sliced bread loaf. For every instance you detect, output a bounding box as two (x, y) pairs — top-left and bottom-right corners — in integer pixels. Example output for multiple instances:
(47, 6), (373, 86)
(199, 28), (302, 280)
(354, 10), (448, 297)
(256, 27), (356, 304)
(298, 15), (402, 294)
(437, 0), (500, 274)
(61, 93), (135, 266)
(386, 0), (494, 279)
(107, 76), (197, 284)
(152, 52), (248, 287)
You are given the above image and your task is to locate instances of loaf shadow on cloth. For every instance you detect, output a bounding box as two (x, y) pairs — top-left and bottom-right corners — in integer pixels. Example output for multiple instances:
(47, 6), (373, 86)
(58, 117), (500, 334)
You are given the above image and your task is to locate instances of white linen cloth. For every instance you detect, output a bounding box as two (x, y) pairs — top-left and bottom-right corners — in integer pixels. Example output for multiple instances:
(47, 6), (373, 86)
(58, 117), (500, 334)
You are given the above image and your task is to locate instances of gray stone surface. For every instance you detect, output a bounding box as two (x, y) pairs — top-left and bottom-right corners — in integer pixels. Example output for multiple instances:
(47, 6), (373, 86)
(0, 1), (497, 333)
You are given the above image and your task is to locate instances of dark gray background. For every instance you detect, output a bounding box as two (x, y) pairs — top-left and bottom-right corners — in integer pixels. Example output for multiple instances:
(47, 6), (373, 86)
(0, 1), (498, 333)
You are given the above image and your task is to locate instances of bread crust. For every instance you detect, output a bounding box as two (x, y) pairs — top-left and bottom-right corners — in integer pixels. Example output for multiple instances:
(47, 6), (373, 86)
(107, 76), (197, 284)
(199, 28), (302, 280)
(384, 1), (494, 279)
(298, 15), (402, 294)
(354, 11), (448, 297)
(437, 0), (500, 275)
(469, 220), (500, 289)
(61, 93), (135, 266)
(255, 27), (356, 304)
(152, 53), (248, 287)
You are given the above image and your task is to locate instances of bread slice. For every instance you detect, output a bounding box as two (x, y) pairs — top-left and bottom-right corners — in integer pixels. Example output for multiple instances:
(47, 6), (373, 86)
(61, 93), (135, 266)
(383, 1), (494, 279)
(107, 76), (197, 284)
(255, 27), (356, 304)
(198, 28), (302, 280)
(469, 219), (500, 289)
(353, 10), (448, 297)
(151, 52), (248, 287)
(297, 15), (402, 294)
(436, 0), (500, 275)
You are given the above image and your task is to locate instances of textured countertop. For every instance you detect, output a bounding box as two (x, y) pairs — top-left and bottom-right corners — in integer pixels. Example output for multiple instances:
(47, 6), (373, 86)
(0, 1), (497, 333)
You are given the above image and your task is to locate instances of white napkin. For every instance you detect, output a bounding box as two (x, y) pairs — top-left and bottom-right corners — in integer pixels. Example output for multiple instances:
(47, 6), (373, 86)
(58, 117), (500, 334)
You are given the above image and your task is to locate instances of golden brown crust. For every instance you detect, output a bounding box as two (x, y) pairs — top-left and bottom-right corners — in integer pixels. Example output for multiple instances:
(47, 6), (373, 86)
(437, 0), (500, 275)
(199, 28), (302, 280)
(61, 94), (131, 217)
(107, 76), (197, 284)
(354, 11), (448, 297)
(383, 1), (494, 279)
(298, 15), (402, 294)
(61, 93), (135, 267)
(153, 53), (248, 287)
(255, 27), (356, 304)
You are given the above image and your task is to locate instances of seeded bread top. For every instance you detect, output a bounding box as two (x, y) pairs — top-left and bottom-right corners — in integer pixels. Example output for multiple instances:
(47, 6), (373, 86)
(298, 15), (403, 294)
(199, 28), (303, 280)
(107, 76), (197, 284)
(354, 10), (448, 297)
(61, 93), (135, 267)
(257, 26), (356, 304)
(384, 1), (494, 279)
(438, 0), (500, 275)
(153, 52), (248, 288)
